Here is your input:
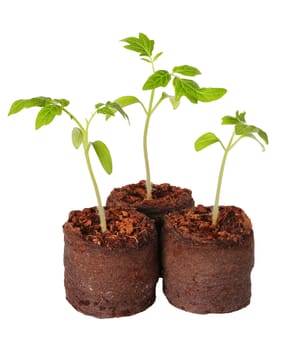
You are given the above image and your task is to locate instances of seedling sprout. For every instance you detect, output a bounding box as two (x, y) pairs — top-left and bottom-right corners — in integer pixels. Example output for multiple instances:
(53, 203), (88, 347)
(114, 33), (227, 199)
(8, 97), (128, 232)
(194, 111), (268, 225)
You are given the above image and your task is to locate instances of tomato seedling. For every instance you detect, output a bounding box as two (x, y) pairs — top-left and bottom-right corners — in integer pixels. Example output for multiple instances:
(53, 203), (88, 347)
(194, 111), (268, 225)
(114, 33), (227, 199)
(8, 97), (128, 232)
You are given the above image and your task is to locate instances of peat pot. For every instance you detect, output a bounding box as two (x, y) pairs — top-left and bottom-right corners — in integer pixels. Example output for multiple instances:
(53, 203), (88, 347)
(63, 206), (159, 318)
(162, 205), (254, 314)
(106, 181), (195, 276)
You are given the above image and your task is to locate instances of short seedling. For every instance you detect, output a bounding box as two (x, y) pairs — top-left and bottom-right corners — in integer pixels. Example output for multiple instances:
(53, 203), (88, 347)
(194, 111), (268, 225)
(114, 33), (227, 199)
(8, 97), (128, 232)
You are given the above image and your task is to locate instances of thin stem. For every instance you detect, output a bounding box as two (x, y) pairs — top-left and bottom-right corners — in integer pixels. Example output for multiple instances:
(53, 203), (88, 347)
(142, 57), (159, 200)
(83, 143), (107, 232)
(212, 131), (235, 225)
(230, 135), (243, 150)
(63, 108), (84, 130)
(66, 108), (107, 232)
(143, 89), (155, 199)
(83, 114), (107, 232)
(151, 94), (166, 115)
(150, 60), (155, 73)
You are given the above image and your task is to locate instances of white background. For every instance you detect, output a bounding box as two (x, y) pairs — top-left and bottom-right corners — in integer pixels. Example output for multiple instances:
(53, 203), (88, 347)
(0, 0), (298, 349)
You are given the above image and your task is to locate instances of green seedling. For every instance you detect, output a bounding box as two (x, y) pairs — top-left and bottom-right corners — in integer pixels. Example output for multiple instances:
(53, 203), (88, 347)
(113, 33), (227, 199)
(194, 111), (268, 225)
(8, 97), (128, 232)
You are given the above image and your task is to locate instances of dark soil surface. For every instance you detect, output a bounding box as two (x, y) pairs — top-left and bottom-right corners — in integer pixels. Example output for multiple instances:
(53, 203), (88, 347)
(65, 206), (156, 249)
(164, 205), (253, 246)
(106, 180), (194, 215)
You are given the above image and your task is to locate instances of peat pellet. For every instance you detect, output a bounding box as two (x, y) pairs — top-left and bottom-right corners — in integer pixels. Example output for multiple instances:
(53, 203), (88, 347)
(63, 206), (159, 318)
(162, 205), (254, 314)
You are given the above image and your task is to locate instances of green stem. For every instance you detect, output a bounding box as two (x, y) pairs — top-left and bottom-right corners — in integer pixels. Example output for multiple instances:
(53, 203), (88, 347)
(230, 135), (243, 150)
(142, 93), (167, 200)
(212, 131), (235, 225)
(66, 108), (107, 232)
(83, 141), (107, 232)
(143, 89), (155, 199)
(142, 57), (158, 200)
(84, 113), (106, 232)
(63, 108), (84, 130)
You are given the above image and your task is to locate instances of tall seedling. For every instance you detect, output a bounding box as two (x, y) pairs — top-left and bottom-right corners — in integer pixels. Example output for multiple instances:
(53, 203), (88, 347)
(114, 33), (227, 199)
(8, 97), (128, 232)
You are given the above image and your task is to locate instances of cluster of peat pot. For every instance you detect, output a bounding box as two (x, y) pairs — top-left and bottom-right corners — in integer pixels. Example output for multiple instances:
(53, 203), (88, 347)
(63, 181), (254, 318)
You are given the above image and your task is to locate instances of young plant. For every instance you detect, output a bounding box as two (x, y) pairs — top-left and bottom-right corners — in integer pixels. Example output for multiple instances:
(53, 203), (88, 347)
(8, 97), (128, 232)
(113, 32), (227, 200)
(194, 111), (268, 225)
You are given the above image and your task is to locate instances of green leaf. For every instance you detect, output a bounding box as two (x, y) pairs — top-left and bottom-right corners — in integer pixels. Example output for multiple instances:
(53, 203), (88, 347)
(173, 65), (201, 77)
(194, 132), (221, 151)
(106, 102), (130, 122)
(143, 70), (171, 90)
(160, 92), (180, 110)
(8, 96), (51, 115)
(233, 112), (268, 146)
(35, 105), (62, 129)
(92, 140), (112, 175)
(236, 111), (246, 122)
(258, 129), (269, 145)
(153, 52), (163, 62)
(197, 88), (227, 102)
(72, 127), (83, 149)
(121, 33), (154, 57)
(114, 96), (140, 108)
(97, 101), (130, 123)
(235, 124), (258, 136)
(95, 102), (104, 109)
(54, 99), (70, 107)
(173, 77), (199, 103)
(221, 116), (239, 125)
(97, 106), (115, 116)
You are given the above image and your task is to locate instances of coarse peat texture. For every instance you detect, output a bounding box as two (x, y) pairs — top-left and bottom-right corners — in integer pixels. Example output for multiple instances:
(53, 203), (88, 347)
(106, 181), (195, 276)
(162, 205), (254, 314)
(63, 207), (159, 318)
(106, 180), (195, 232)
